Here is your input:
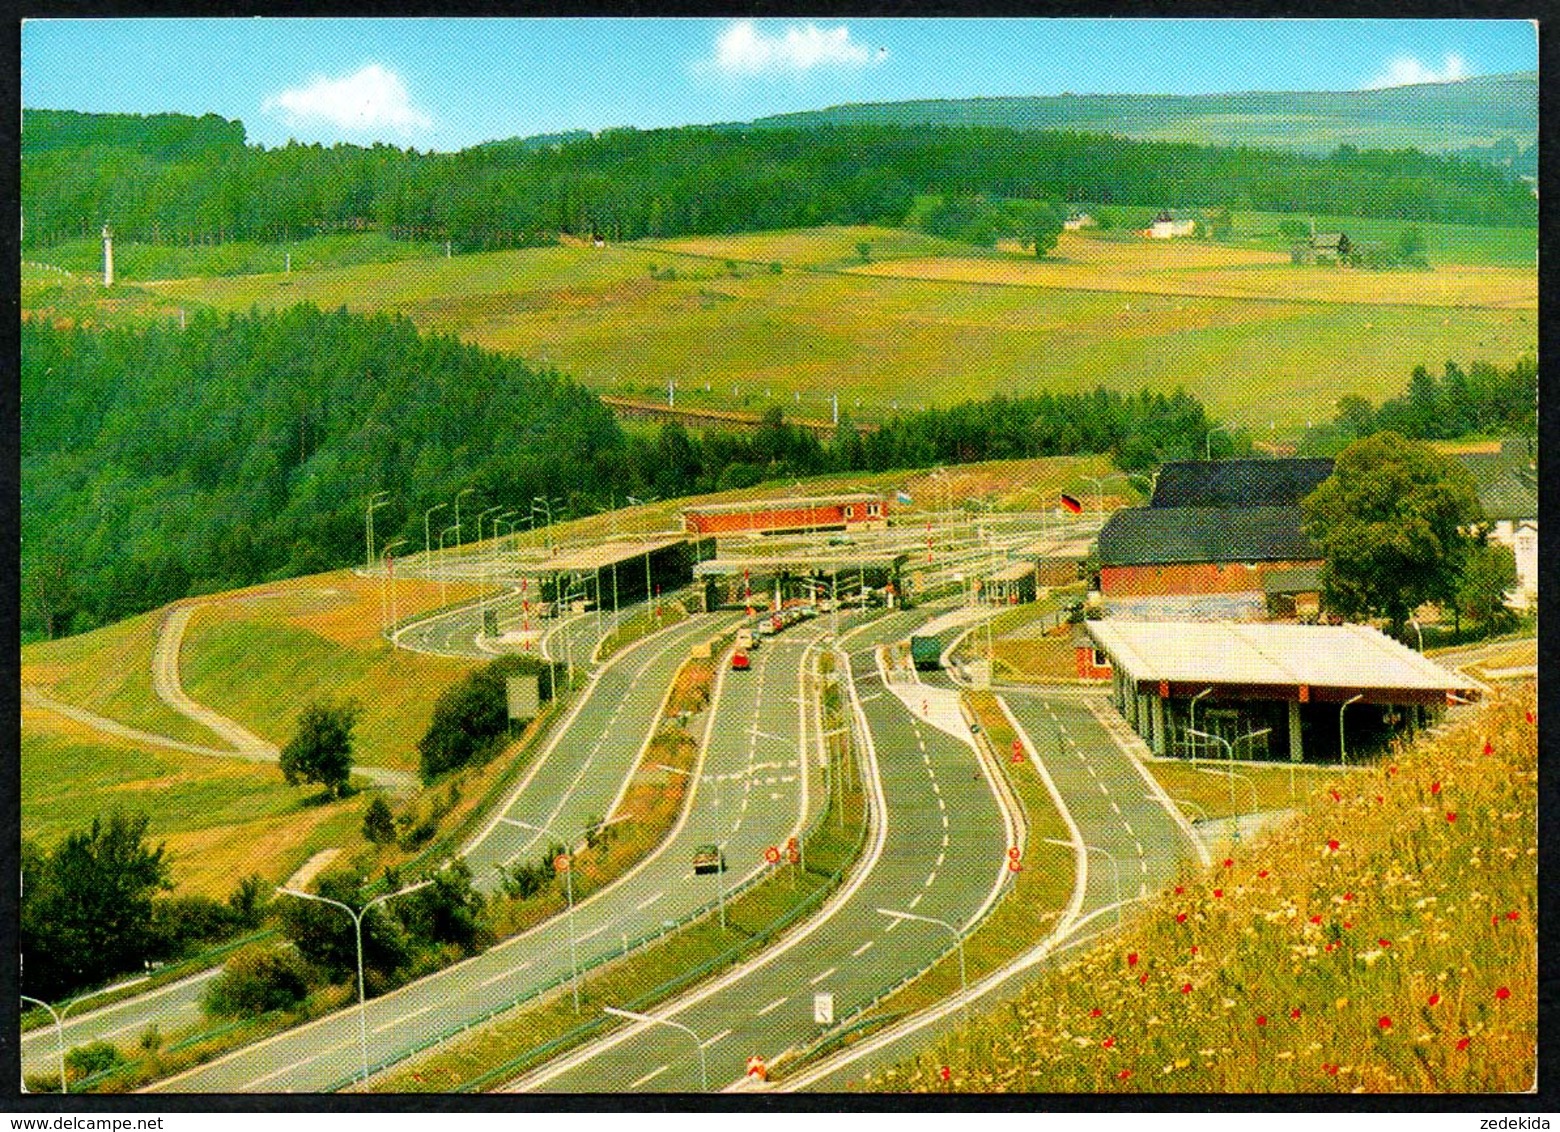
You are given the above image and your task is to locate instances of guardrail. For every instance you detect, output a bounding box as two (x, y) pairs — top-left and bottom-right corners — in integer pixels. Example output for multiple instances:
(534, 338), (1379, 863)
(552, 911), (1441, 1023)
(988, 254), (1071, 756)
(324, 640), (868, 1093)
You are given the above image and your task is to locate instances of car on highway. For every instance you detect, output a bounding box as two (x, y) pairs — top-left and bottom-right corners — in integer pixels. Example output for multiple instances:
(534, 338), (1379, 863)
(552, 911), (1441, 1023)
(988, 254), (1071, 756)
(735, 627), (757, 650)
(692, 844), (727, 875)
(731, 649), (751, 671)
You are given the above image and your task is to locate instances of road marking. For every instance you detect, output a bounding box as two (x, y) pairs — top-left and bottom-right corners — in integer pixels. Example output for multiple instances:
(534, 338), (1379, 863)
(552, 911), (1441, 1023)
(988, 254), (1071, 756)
(481, 967), (521, 988)
(941, 812), (949, 828)
(810, 967), (838, 985)
(885, 918), (901, 932)
(852, 941), (875, 957)
(372, 1003), (434, 1034)
(922, 753), (932, 765)
(758, 997), (788, 1016)
(741, 797), (750, 811)
(1134, 840), (1145, 857)
(243, 1037), (354, 1089)
(1140, 860), (1149, 875)
(925, 872), (937, 888)
(780, 775), (797, 784)
(908, 893), (923, 910)
(936, 852), (946, 869)
(1097, 781), (1110, 796)
(700, 1028), (733, 1049)
(631, 1065), (670, 1088)
(1121, 821), (1133, 836)
(937, 796), (946, 811)
(1058, 722), (1068, 733)
(931, 781), (940, 795)
(578, 923), (608, 941)
(1086, 764), (1098, 778)
(941, 832), (950, 848)
(1109, 801), (1121, 815)
(770, 792), (781, 800)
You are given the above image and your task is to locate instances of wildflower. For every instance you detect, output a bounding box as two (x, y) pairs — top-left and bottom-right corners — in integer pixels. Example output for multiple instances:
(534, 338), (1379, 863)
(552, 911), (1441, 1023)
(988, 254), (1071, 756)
(1379, 1016), (1393, 1030)
(1310, 914), (1323, 924)
(1176, 913), (1187, 923)
(1256, 1015), (1268, 1027)
(1102, 1036), (1115, 1048)
(1330, 790), (1340, 802)
(1457, 1038), (1471, 1051)
(1483, 740), (1493, 756)
(1447, 812), (1457, 823)
(1343, 921), (1353, 930)
(1388, 765), (1398, 775)
(1224, 858), (1234, 868)
(940, 1065), (951, 1082)
(1327, 839), (1340, 852)
(1258, 870), (1269, 878)
(1322, 1063), (1339, 1076)
(1180, 983), (1192, 994)
(1428, 993), (1441, 1007)
(1191, 946), (1198, 954)
(1175, 885), (1184, 895)
(1376, 795), (1384, 804)
(1496, 986), (1510, 1001)
(1139, 974), (1148, 986)
(1525, 710), (1534, 724)
(1430, 782), (1441, 795)
(1213, 889), (1223, 899)
(1117, 1069), (1132, 1081)
(1506, 910), (1520, 921)
(1126, 952), (1139, 967)
(1291, 1008), (1302, 1020)
(1378, 938), (1392, 948)
(1090, 1008), (1102, 1018)
(1343, 891), (1355, 902)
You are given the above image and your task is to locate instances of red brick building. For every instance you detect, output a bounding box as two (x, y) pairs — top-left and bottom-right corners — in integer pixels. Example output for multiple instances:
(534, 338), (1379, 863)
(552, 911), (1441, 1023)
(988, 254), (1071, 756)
(682, 493), (889, 537)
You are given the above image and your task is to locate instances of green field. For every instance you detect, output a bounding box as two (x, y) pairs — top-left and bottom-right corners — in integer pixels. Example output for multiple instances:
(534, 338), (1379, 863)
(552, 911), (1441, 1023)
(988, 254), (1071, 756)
(146, 230), (1535, 430)
(20, 708), (365, 896)
(1228, 211), (1537, 267)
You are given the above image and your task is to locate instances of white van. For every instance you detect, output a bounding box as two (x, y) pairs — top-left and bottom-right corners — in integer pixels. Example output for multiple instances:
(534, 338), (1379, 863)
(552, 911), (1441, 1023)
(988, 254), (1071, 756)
(735, 627), (756, 650)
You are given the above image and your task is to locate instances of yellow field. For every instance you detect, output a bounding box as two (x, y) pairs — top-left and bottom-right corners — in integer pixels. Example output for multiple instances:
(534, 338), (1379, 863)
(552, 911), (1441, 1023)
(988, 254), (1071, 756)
(142, 230), (1536, 430)
(639, 225), (967, 267)
(850, 232), (1535, 310)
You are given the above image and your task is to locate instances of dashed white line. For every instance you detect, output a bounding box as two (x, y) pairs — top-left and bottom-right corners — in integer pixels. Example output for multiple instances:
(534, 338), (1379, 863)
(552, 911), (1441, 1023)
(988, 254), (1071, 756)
(700, 1028), (733, 1049)
(631, 1065), (670, 1088)
(924, 872), (937, 888)
(636, 891), (665, 911)
(908, 893), (923, 910)
(852, 941), (875, 957)
(1140, 859), (1149, 875)
(1086, 764), (1098, 778)
(935, 852), (946, 869)
(1109, 801), (1121, 815)
(578, 923), (608, 941)
(758, 997), (788, 1016)
(1121, 821), (1133, 836)
(937, 797), (946, 811)
(1134, 841), (1145, 857)
(810, 967), (838, 985)
(1097, 781), (1110, 796)
(372, 1004), (433, 1034)
(941, 832), (950, 848)
(931, 781), (940, 795)
(941, 812), (949, 828)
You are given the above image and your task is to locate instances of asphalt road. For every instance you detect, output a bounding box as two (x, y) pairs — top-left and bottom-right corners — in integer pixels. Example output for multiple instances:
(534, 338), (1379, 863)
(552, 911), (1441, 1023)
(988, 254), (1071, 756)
(512, 605), (1013, 1093)
(784, 686), (1197, 1091)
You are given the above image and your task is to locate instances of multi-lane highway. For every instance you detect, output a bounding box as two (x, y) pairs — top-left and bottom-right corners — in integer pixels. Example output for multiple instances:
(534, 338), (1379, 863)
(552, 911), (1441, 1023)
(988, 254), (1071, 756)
(510, 605), (1017, 1093)
(774, 685), (1199, 1091)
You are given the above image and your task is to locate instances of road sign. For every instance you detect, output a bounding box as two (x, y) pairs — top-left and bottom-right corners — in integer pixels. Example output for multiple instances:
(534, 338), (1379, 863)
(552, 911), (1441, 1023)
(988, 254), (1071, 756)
(813, 992), (835, 1025)
(553, 854), (571, 873)
(764, 846), (781, 864)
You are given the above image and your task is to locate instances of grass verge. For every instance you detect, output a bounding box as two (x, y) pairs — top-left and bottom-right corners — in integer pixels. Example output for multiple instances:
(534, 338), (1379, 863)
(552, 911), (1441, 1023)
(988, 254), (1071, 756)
(1147, 758), (1363, 824)
(859, 683), (1536, 1092)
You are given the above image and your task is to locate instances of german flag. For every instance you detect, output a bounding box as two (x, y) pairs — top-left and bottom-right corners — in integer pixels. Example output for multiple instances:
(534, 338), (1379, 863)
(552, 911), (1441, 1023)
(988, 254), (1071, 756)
(1059, 493), (1083, 514)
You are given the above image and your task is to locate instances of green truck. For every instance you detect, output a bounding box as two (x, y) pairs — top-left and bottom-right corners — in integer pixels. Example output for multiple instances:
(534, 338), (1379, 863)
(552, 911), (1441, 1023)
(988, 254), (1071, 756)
(910, 633), (945, 671)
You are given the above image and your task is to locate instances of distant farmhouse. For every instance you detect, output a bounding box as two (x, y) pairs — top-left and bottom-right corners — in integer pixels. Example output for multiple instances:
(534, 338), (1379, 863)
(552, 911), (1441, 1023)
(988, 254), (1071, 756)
(1142, 210), (1197, 239)
(1095, 457), (1335, 620)
(1063, 211), (1096, 231)
(1449, 437), (1539, 609)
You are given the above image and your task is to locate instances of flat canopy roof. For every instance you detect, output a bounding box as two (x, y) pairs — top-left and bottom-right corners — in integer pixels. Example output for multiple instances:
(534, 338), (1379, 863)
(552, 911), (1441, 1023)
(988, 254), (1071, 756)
(695, 551), (907, 576)
(538, 536), (693, 572)
(1087, 620), (1481, 696)
(682, 493), (882, 516)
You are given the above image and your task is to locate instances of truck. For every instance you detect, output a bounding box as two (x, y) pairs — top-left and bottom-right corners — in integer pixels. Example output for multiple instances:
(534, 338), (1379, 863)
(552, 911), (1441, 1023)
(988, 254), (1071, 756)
(910, 634), (944, 671)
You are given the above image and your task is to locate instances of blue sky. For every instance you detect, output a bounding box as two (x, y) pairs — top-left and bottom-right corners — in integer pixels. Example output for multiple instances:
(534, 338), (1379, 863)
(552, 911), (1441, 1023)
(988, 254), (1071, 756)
(22, 18), (1537, 152)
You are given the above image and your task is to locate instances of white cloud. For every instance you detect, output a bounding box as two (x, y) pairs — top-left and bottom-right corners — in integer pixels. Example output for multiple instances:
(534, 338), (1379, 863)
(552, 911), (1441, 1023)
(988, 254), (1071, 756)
(1363, 53), (1472, 90)
(703, 20), (882, 76)
(263, 64), (431, 135)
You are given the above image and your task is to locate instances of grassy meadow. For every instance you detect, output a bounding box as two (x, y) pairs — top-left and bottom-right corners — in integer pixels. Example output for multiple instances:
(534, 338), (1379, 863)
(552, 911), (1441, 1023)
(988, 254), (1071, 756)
(860, 684), (1537, 1093)
(139, 226), (1535, 430)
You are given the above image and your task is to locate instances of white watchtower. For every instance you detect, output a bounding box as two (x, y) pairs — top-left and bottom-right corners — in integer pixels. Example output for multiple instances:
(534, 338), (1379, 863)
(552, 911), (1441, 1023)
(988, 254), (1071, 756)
(102, 223), (114, 287)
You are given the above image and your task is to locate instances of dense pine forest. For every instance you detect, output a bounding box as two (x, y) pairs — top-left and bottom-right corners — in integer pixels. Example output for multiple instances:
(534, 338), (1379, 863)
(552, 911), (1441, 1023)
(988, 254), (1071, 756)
(22, 109), (1535, 253)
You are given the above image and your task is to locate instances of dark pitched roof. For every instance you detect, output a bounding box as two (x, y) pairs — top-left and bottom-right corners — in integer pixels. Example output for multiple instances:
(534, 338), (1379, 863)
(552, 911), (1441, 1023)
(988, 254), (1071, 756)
(1451, 444), (1538, 521)
(1263, 565), (1324, 595)
(1150, 458), (1334, 509)
(1098, 506), (1318, 567)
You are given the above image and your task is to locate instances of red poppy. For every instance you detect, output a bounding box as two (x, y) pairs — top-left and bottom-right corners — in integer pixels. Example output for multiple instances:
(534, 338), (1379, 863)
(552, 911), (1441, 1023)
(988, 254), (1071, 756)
(1213, 888), (1223, 898)
(1525, 710), (1535, 724)
(1258, 870), (1269, 878)
(1127, 952), (1139, 967)
(1176, 913), (1187, 923)
(1457, 1037), (1471, 1051)
(1290, 1008), (1302, 1020)
(1256, 1015), (1268, 1027)
(1224, 858), (1234, 868)
(1344, 891), (1355, 901)
(1175, 885), (1185, 895)
(1343, 921), (1353, 930)
(1388, 765), (1398, 775)
(1139, 974), (1149, 986)
(1431, 781), (1441, 795)
(1492, 915), (1501, 926)
(1102, 1036), (1115, 1048)
(1090, 1007), (1102, 1018)
(1180, 983), (1192, 994)
(1483, 740), (1494, 756)
(1507, 910), (1520, 921)
(1376, 795), (1384, 804)
(940, 1065), (951, 1081)
(1311, 914), (1323, 924)
(1330, 790), (1340, 802)
(1323, 1063), (1339, 1076)
(1117, 1069), (1132, 1081)
(1190, 946), (1199, 954)
(1378, 1016), (1393, 1030)
(1447, 812), (1458, 823)
(1327, 839), (1340, 852)
(1325, 942), (1336, 953)
(1496, 986), (1511, 1001)
(1378, 938), (1392, 948)
(1428, 993), (1441, 1007)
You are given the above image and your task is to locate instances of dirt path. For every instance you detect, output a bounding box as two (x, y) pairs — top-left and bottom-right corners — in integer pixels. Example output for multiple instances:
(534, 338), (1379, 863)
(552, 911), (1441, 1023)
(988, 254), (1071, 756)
(283, 848), (342, 890)
(21, 687), (274, 762)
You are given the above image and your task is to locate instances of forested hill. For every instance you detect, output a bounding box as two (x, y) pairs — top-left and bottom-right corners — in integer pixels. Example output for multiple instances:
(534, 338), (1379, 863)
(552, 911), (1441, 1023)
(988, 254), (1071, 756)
(21, 110), (1535, 252)
(750, 72), (1539, 172)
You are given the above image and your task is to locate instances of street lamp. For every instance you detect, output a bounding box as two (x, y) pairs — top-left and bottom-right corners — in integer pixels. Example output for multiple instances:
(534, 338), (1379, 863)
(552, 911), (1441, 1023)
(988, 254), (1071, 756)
(1043, 839), (1123, 926)
(1206, 423), (1231, 461)
(1083, 474), (1130, 517)
(1187, 727), (1271, 813)
(439, 523), (461, 604)
(877, 908), (968, 1005)
(364, 492), (389, 573)
(454, 488), (476, 547)
(498, 814), (634, 1013)
(423, 502), (448, 566)
(1339, 694), (1364, 767)
(380, 539), (408, 637)
(601, 1006), (708, 1092)
(274, 877), (434, 1085)
(20, 975), (150, 1093)
(1188, 687), (1214, 766)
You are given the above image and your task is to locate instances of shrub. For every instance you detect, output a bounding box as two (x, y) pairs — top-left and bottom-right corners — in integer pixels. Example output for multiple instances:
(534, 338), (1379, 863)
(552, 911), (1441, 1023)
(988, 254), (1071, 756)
(227, 874), (270, 929)
(64, 1041), (123, 1080)
(362, 797), (397, 844)
(148, 893), (238, 957)
(416, 656), (557, 781)
(203, 944), (315, 1018)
